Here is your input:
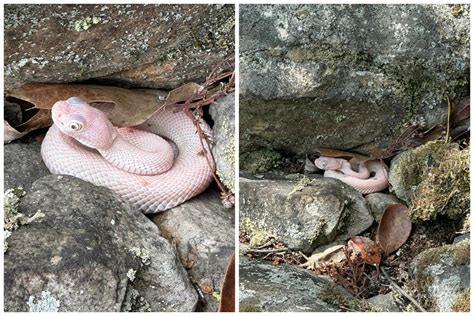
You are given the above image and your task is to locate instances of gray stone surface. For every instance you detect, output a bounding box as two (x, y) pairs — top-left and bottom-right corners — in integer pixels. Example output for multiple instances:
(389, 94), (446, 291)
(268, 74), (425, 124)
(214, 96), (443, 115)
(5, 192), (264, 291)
(453, 233), (469, 244)
(239, 256), (354, 312)
(5, 4), (234, 90)
(365, 192), (402, 222)
(4, 141), (50, 191)
(240, 177), (373, 253)
(152, 190), (235, 312)
(4, 175), (198, 312)
(239, 4), (469, 159)
(367, 293), (401, 312)
(209, 92), (235, 193)
(411, 240), (470, 312)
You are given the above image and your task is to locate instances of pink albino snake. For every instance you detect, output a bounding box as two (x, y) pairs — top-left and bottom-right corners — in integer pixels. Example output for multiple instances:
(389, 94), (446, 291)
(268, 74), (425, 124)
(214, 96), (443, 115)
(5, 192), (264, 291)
(41, 97), (214, 213)
(314, 156), (388, 194)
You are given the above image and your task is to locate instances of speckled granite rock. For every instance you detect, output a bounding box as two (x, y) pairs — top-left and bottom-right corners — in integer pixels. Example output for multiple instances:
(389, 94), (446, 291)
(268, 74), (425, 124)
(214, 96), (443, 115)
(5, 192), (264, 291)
(152, 190), (235, 312)
(240, 4), (469, 160)
(209, 93), (235, 193)
(239, 256), (356, 312)
(240, 176), (373, 253)
(410, 240), (470, 312)
(4, 175), (198, 312)
(365, 192), (402, 222)
(4, 4), (234, 90)
(4, 141), (50, 191)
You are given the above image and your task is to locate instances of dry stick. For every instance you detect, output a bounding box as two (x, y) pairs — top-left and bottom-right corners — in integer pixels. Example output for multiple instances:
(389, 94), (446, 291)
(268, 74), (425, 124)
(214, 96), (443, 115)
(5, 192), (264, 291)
(245, 247), (289, 254)
(185, 110), (227, 194)
(445, 95), (451, 144)
(380, 265), (427, 312)
(299, 251), (310, 261)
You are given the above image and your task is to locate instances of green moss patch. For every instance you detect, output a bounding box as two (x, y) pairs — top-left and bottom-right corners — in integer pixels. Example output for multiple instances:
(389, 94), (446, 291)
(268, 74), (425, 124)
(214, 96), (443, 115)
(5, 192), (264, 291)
(240, 148), (282, 173)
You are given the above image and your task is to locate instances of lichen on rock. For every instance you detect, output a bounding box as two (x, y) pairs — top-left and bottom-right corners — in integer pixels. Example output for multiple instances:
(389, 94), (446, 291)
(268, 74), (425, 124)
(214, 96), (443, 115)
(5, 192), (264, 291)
(4, 187), (45, 253)
(27, 291), (61, 312)
(240, 218), (272, 247)
(410, 240), (470, 312)
(121, 287), (151, 312)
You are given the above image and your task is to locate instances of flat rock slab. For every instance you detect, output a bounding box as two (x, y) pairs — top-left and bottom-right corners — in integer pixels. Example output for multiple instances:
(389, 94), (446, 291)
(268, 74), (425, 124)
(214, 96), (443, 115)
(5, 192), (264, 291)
(4, 141), (50, 191)
(5, 4), (234, 90)
(239, 4), (469, 157)
(152, 190), (235, 312)
(4, 175), (197, 312)
(239, 256), (352, 312)
(240, 177), (373, 253)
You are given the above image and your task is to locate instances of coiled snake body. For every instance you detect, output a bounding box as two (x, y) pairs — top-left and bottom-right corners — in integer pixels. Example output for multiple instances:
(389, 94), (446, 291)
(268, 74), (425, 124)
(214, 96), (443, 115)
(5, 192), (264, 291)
(314, 156), (388, 194)
(41, 97), (214, 213)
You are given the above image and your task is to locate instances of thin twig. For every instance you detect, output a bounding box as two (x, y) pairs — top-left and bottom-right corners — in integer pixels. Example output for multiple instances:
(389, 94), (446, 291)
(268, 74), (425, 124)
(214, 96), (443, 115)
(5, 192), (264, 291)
(380, 265), (427, 312)
(299, 251), (309, 261)
(255, 240), (275, 249)
(245, 247), (289, 254)
(445, 95), (451, 144)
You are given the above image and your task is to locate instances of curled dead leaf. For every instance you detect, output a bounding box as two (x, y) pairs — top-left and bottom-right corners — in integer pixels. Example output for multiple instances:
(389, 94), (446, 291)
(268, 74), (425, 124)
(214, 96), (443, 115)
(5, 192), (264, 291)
(163, 82), (205, 108)
(7, 83), (161, 127)
(314, 147), (372, 164)
(5, 82), (207, 141)
(376, 204), (412, 255)
(218, 255), (235, 312)
(300, 244), (345, 270)
(4, 120), (27, 143)
(199, 279), (214, 295)
(347, 236), (382, 266)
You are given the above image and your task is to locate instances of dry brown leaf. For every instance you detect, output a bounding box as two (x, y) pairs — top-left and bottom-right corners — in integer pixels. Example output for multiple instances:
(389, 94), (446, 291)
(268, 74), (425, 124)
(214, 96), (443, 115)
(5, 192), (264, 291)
(315, 147), (371, 164)
(16, 108), (52, 132)
(376, 204), (412, 255)
(7, 83), (161, 127)
(4, 120), (27, 143)
(347, 236), (382, 266)
(163, 82), (205, 107)
(300, 244), (345, 270)
(218, 255), (235, 312)
(199, 279), (214, 295)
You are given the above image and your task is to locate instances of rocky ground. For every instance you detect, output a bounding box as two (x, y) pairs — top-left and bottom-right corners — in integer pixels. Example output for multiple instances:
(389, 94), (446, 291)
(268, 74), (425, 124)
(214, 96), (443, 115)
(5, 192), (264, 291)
(239, 4), (469, 313)
(4, 4), (235, 312)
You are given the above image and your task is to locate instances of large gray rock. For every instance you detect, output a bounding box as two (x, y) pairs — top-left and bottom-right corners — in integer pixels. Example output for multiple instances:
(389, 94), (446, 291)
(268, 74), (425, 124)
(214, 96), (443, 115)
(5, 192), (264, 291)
(240, 4), (469, 159)
(4, 141), (50, 191)
(5, 4), (234, 90)
(209, 93), (235, 193)
(152, 190), (235, 312)
(4, 175), (198, 312)
(411, 240), (470, 312)
(240, 177), (373, 253)
(239, 256), (355, 312)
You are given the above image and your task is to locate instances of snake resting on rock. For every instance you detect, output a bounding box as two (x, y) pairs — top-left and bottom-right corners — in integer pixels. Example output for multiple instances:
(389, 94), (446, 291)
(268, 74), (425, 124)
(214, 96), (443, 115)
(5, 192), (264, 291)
(41, 97), (214, 213)
(314, 156), (388, 194)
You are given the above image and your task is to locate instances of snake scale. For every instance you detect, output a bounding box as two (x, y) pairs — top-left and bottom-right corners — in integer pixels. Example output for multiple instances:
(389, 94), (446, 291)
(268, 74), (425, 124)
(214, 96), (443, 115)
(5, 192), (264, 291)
(41, 97), (214, 213)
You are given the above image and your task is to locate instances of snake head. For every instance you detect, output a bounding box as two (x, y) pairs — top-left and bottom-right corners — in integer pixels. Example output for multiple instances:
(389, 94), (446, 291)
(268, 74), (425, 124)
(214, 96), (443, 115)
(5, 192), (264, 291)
(314, 156), (342, 170)
(51, 97), (116, 150)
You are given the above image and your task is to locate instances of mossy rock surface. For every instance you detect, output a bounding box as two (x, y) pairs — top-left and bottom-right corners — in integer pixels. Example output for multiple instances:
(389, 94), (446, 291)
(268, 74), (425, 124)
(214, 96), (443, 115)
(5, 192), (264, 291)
(389, 141), (469, 222)
(240, 4), (469, 162)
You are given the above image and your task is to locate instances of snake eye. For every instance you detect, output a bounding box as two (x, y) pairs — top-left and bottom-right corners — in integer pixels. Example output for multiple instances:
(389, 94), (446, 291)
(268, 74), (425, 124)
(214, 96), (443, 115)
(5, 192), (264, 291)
(69, 121), (83, 131)
(66, 97), (84, 105)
